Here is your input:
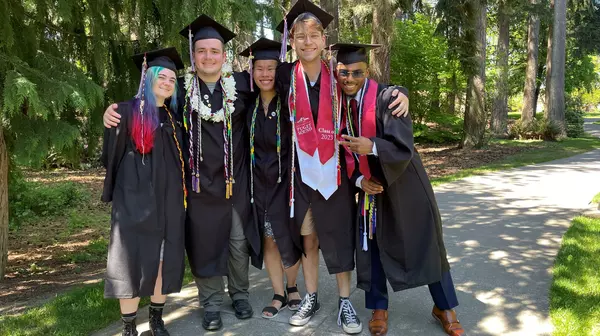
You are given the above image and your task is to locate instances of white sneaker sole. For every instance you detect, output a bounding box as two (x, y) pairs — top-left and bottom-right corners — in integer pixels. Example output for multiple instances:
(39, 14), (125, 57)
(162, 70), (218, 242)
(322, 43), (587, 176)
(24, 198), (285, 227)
(289, 306), (321, 326)
(342, 323), (363, 334)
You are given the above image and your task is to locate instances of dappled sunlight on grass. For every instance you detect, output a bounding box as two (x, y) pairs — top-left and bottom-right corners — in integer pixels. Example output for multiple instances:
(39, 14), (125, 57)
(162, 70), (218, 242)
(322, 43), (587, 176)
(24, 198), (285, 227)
(550, 216), (600, 336)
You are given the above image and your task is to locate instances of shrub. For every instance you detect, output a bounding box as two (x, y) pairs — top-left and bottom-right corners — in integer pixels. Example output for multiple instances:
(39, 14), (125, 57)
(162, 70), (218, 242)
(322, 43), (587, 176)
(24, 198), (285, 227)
(565, 96), (585, 138)
(509, 118), (562, 140)
(9, 179), (90, 230)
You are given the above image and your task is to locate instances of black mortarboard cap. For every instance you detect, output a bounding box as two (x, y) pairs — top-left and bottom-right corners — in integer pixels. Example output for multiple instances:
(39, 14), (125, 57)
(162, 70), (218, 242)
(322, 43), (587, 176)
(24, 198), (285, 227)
(179, 14), (236, 44)
(239, 38), (290, 61)
(330, 43), (381, 65)
(131, 47), (185, 72)
(276, 0), (334, 33)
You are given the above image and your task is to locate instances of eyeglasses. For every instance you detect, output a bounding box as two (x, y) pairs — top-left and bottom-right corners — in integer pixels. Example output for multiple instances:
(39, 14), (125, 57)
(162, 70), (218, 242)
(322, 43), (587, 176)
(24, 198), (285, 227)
(337, 69), (366, 79)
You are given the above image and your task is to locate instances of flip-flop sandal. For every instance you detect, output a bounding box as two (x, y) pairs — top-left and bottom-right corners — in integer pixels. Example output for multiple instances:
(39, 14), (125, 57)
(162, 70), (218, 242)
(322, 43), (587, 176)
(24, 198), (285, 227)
(261, 293), (288, 319)
(286, 284), (302, 311)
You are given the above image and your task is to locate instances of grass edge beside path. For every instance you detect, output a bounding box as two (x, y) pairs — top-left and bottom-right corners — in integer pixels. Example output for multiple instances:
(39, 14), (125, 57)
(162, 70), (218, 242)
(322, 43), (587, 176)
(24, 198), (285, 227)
(550, 215), (600, 336)
(0, 266), (194, 336)
(431, 136), (600, 186)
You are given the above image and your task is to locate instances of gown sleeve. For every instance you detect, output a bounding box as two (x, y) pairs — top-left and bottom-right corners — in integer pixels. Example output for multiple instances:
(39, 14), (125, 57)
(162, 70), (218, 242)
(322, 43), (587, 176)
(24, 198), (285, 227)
(100, 102), (130, 203)
(371, 86), (414, 187)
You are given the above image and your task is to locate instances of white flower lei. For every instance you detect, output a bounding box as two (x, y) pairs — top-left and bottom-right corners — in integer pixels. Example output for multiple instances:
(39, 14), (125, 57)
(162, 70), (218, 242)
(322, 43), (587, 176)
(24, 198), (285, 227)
(184, 63), (237, 123)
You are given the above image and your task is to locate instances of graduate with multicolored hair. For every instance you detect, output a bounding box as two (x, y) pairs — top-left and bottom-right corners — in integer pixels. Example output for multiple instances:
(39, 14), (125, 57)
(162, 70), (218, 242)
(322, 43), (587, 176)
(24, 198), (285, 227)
(101, 47), (187, 336)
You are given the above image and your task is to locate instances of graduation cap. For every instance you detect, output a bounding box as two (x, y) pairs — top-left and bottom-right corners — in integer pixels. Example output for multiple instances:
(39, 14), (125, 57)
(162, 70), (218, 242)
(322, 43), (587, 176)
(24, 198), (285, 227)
(275, 0), (334, 61)
(132, 47), (184, 99)
(131, 47), (185, 72)
(179, 14), (236, 71)
(179, 14), (236, 44)
(330, 43), (381, 65)
(239, 38), (291, 91)
(276, 0), (334, 33)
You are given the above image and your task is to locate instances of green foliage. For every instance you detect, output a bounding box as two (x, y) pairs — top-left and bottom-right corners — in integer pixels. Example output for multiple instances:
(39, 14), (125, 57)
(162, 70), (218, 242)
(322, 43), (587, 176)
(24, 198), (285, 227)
(565, 95), (586, 138)
(0, 0), (264, 169)
(508, 118), (563, 141)
(8, 179), (90, 230)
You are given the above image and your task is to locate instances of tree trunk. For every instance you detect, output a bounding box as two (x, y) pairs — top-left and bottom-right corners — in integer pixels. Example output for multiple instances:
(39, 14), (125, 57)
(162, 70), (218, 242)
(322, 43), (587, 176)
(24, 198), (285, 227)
(522, 0), (541, 123)
(369, 0), (393, 83)
(431, 75), (441, 114)
(447, 70), (458, 114)
(548, 0), (567, 137)
(320, 0), (339, 44)
(492, 1), (510, 136)
(0, 126), (8, 280)
(462, 0), (487, 148)
(544, 0), (554, 116)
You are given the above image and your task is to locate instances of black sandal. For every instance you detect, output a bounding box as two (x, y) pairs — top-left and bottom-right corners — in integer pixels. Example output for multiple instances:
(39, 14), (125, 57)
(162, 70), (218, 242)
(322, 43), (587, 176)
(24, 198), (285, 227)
(286, 284), (302, 311)
(261, 293), (288, 319)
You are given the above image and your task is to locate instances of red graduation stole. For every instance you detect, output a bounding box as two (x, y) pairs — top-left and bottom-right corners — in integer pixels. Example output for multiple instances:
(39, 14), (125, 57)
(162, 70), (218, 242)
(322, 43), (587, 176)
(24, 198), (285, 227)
(290, 61), (335, 164)
(345, 79), (378, 180)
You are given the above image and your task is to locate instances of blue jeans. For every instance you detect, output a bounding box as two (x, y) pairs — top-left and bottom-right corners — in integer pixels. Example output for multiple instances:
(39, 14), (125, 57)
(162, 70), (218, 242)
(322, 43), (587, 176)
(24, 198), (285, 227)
(365, 237), (458, 310)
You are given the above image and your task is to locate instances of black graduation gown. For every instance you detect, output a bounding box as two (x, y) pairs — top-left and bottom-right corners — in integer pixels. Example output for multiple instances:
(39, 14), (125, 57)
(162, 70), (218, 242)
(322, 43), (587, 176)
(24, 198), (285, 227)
(183, 72), (262, 277)
(101, 101), (186, 298)
(247, 95), (302, 269)
(350, 85), (451, 293)
(277, 61), (356, 275)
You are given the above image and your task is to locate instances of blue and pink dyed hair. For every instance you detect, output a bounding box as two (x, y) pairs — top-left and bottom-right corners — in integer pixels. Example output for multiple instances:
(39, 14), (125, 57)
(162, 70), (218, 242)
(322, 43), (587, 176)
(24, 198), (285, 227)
(131, 66), (178, 154)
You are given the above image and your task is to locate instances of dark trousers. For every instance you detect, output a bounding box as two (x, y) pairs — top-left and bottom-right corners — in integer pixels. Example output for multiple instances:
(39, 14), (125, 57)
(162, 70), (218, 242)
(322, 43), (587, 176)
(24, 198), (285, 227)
(365, 236), (459, 310)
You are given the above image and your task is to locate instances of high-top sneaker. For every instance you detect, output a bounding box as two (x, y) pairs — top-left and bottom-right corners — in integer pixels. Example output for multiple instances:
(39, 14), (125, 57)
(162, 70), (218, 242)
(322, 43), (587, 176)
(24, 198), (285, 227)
(289, 292), (320, 326)
(149, 306), (170, 336)
(337, 298), (362, 334)
(121, 318), (138, 336)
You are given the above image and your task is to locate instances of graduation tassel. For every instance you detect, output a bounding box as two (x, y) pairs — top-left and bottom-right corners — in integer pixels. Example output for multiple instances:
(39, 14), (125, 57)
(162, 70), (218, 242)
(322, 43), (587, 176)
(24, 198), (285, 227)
(248, 50), (254, 92)
(279, 18), (288, 62)
(139, 53), (148, 165)
(188, 27), (195, 72)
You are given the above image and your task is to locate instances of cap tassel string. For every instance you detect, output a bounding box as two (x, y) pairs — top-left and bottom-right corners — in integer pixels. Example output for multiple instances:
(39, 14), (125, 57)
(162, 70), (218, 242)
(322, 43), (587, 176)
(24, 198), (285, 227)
(280, 17), (288, 62)
(249, 50), (254, 92)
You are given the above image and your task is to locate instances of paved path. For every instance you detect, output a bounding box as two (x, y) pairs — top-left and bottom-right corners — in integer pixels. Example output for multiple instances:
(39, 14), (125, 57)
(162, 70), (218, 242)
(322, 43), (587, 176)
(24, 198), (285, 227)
(94, 119), (600, 336)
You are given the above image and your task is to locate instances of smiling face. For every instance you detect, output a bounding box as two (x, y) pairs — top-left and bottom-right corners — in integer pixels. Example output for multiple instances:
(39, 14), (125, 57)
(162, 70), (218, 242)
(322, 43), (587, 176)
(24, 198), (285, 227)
(194, 38), (226, 78)
(152, 68), (177, 101)
(290, 15), (326, 64)
(336, 62), (369, 96)
(253, 59), (278, 92)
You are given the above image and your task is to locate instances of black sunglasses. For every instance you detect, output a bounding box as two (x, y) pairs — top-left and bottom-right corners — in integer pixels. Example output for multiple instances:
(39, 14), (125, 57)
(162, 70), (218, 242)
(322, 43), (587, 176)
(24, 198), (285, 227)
(337, 69), (366, 79)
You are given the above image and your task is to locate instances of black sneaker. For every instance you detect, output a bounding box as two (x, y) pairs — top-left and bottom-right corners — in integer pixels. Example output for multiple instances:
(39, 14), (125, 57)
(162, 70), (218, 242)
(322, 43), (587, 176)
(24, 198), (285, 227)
(289, 292), (320, 326)
(232, 299), (254, 319)
(149, 307), (170, 336)
(337, 298), (362, 334)
(202, 311), (223, 331)
(122, 318), (138, 336)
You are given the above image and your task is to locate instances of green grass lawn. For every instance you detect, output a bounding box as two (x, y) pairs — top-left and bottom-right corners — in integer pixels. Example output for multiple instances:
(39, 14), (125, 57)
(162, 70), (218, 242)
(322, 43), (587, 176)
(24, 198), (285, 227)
(0, 264), (195, 336)
(550, 215), (600, 336)
(584, 112), (600, 118)
(431, 136), (600, 185)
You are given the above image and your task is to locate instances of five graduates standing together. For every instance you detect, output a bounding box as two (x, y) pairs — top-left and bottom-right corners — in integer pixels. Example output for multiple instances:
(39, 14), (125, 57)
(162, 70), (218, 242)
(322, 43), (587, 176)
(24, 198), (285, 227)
(101, 1), (466, 335)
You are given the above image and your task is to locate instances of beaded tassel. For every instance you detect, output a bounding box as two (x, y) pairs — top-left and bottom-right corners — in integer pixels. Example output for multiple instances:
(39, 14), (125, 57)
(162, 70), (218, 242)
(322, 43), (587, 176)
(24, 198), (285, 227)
(289, 65), (297, 218)
(323, 60), (341, 186)
(221, 77), (235, 199)
(165, 106), (188, 209)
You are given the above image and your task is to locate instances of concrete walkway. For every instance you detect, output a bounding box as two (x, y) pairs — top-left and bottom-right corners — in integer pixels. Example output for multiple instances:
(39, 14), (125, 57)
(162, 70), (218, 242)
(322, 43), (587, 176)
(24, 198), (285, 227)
(94, 119), (600, 336)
